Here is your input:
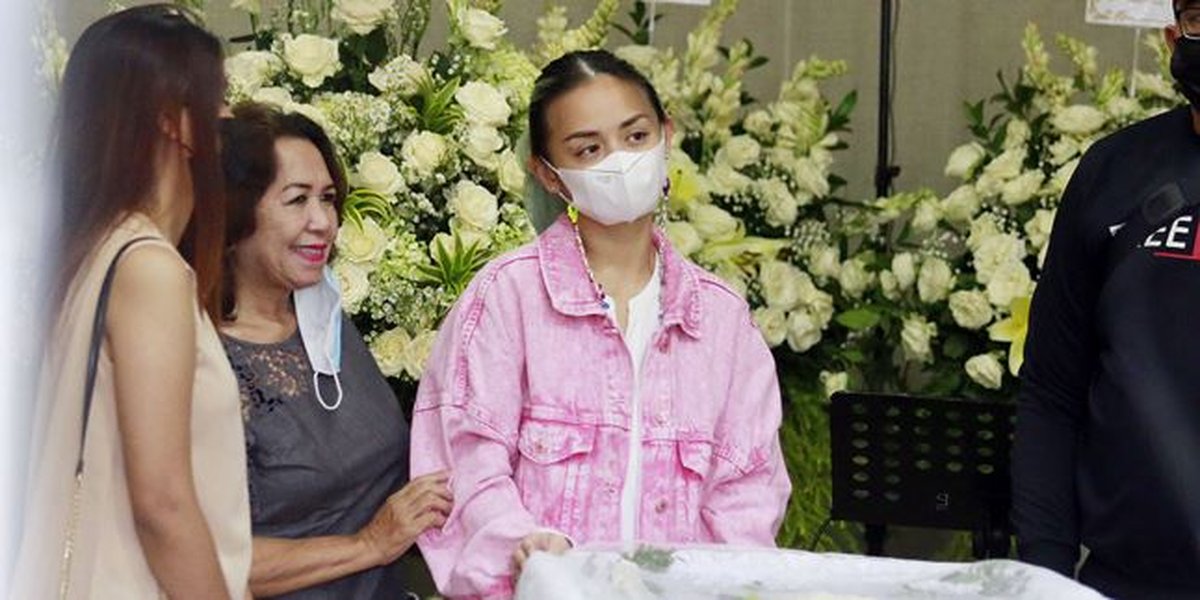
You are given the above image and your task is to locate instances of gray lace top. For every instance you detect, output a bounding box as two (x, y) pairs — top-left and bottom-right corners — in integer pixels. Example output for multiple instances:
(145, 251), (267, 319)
(221, 316), (410, 599)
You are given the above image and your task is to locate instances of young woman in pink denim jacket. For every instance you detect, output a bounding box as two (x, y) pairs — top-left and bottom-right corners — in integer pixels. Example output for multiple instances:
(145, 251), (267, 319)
(411, 49), (792, 599)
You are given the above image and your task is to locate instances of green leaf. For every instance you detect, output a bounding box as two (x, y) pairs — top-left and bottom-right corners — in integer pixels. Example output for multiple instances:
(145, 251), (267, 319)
(835, 308), (882, 331)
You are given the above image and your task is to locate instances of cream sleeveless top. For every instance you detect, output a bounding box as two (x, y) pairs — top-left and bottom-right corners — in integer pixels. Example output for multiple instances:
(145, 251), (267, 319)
(10, 213), (251, 599)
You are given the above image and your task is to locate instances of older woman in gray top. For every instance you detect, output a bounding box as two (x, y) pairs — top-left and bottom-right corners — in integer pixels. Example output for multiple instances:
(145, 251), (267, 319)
(217, 102), (452, 599)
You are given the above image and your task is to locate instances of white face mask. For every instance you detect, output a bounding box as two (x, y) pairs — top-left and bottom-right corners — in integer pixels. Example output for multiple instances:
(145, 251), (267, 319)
(294, 266), (344, 411)
(546, 135), (669, 226)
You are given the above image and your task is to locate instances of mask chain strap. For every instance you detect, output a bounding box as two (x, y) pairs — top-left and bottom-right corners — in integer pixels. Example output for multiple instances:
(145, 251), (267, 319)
(571, 220), (663, 313)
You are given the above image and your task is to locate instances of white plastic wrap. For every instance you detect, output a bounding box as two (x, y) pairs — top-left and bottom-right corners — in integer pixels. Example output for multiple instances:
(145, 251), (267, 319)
(515, 545), (1106, 600)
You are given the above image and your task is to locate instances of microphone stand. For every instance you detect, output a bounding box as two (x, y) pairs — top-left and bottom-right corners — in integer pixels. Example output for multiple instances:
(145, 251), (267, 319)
(874, 0), (901, 199)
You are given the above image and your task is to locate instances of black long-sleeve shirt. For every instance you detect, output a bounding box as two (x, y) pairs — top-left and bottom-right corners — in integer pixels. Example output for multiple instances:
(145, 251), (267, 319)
(1014, 106), (1200, 598)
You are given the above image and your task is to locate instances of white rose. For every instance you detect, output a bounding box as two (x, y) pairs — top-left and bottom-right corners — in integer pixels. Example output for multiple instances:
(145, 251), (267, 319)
(910, 199), (942, 236)
(1052, 104), (1108, 136)
(891, 252), (917, 290)
(967, 217), (1004, 252)
(459, 8), (507, 50)
(449, 181), (499, 231)
(252, 86), (293, 107)
(786, 310), (823, 353)
(759, 178), (798, 227)
(879, 271), (901, 301)
(282, 34), (340, 88)
(664, 221), (703, 256)
(401, 330), (437, 380)
(807, 290), (835, 329)
(716, 135), (761, 170)
(1048, 136), (1080, 166)
(454, 81), (512, 127)
(965, 353), (1005, 390)
(837, 258), (874, 299)
(981, 147), (1026, 182)
(353, 151), (403, 197)
(948, 290), (994, 330)
(759, 260), (809, 311)
(1048, 159), (1079, 197)
(941, 185), (981, 225)
(497, 150), (527, 196)
(462, 125), (505, 170)
(972, 233), (1027, 284)
(820, 370), (850, 399)
(808, 245), (841, 281)
(753, 307), (788, 348)
(333, 260), (371, 312)
(705, 163), (753, 197)
(900, 315), (938, 364)
(1105, 96), (1140, 121)
(225, 50), (280, 95)
(744, 109), (774, 139)
(370, 327), (410, 378)
(986, 262), (1035, 308)
(400, 131), (448, 179)
(944, 142), (986, 180)
(1024, 209), (1057, 251)
(1001, 170), (1045, 206)
(1004, 119), (1031, 150)
(689, 203), (740, 242)
(332, 0), (394, 35)
(792, 156), (830, 198)
(917, 258), (955, 304)
(336, 217), (389, 264)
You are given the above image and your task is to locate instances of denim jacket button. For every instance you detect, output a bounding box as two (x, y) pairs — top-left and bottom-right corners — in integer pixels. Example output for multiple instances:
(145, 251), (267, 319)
(654, 499), (669, 513)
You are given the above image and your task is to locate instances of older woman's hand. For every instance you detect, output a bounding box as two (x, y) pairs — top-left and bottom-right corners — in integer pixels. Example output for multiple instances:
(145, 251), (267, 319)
(355, 471), (453, 567)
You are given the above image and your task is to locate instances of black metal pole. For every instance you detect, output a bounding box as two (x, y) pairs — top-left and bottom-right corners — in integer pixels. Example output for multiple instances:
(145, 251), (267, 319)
(875, 0), (898, 199)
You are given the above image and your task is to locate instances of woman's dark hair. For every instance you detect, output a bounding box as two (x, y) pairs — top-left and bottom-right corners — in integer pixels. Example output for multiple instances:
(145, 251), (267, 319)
(55, 4), (227, 319)
(528, 49), (667, 160)
(218, 101), (348, 320)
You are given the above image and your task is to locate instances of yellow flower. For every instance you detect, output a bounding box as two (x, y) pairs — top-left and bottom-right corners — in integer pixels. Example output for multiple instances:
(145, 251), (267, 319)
(988, 294), (1032, 376)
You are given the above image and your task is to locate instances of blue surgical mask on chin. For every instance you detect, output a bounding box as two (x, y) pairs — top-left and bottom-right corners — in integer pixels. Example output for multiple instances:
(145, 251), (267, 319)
(294, 266), (344, 411)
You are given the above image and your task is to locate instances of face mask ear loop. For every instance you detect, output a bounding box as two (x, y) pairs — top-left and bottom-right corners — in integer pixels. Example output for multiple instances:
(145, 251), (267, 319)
(314, 371), (344, 411)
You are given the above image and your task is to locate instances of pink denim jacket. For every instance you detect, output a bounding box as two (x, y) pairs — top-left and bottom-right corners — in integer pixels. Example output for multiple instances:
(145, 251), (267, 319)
(411, 215), (791, 599)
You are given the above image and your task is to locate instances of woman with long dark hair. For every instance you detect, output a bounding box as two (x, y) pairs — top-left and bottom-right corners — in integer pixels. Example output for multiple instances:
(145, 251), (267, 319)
(411, 49), (790, 598)
(11, 5), (250, 598)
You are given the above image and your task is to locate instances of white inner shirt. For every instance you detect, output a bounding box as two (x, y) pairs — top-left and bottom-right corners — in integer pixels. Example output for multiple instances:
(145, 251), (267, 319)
(603, 254), (662, 545)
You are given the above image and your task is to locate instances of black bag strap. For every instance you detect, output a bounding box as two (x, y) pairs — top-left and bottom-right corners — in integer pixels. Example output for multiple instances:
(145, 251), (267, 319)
(76, 236), (158, 477)
(1105, 178), (1200, 281)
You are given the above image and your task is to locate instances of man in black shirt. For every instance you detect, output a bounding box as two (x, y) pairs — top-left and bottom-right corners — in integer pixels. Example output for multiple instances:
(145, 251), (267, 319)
(1014, 2), (1200, 597)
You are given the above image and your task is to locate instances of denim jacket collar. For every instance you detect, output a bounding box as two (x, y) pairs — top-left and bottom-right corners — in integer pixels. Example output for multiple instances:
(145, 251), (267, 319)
(537, 214), (702, 339)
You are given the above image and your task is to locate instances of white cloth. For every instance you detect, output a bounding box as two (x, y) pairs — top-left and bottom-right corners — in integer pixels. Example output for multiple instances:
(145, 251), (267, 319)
(603, 255), (662, 544)
(515, 545), (1107, 600)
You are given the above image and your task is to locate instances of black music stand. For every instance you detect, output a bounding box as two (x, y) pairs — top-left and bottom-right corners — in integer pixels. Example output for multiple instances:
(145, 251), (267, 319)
(829, 392), (1015, 559)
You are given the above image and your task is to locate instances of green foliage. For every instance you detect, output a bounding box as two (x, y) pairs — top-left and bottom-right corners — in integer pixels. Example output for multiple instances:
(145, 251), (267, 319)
(415, 232), (492, 297)
(613, 0), (663, 45)
(342, 188), (394, 229)
(775, 367), (861, 552)
(413, 77), (464, 135)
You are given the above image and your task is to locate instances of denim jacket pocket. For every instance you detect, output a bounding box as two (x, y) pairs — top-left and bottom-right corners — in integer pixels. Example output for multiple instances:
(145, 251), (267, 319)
(669, 439), (713, 541)
(677, 439), (713, 480)
(514, 419), (598, 530)
(517, 419), (596, 464)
